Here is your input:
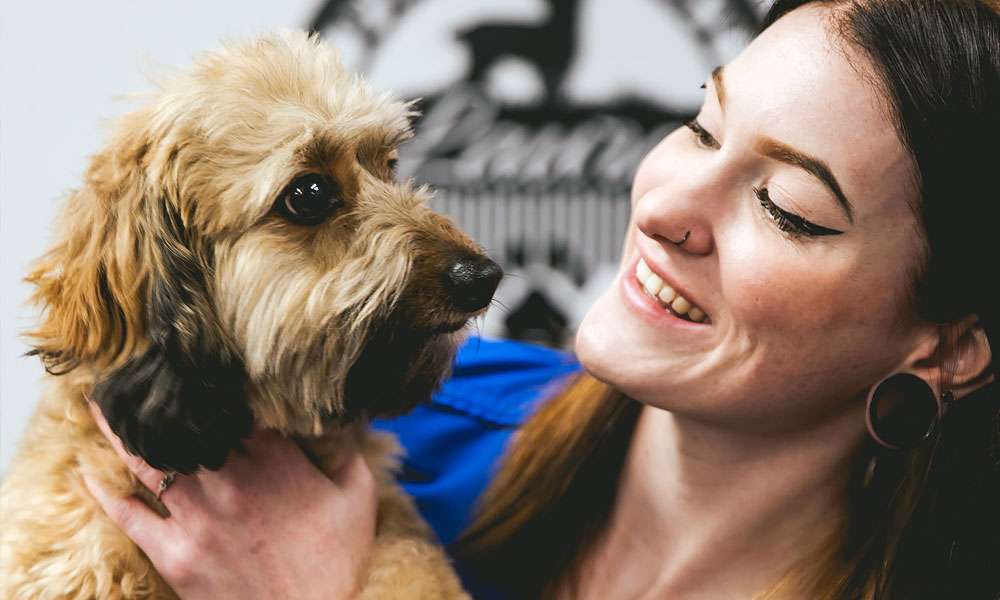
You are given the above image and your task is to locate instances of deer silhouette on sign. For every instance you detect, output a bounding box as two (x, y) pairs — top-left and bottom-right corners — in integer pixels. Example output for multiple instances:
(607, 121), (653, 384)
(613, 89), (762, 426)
(457, 0), (581, 106)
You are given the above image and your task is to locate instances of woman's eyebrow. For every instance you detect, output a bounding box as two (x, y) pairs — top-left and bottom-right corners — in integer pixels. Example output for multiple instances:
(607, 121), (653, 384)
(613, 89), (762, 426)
(756, 137), (855, 224)
(711, 64), (855, 225)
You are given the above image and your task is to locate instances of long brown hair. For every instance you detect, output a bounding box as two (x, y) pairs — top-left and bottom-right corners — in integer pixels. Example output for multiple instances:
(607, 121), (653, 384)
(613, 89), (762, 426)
(457, 373), (639, 597)
(457, 2), (1000, 598)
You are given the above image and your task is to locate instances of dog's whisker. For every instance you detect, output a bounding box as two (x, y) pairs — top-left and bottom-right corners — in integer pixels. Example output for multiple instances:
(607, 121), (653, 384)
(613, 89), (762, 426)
(490, 298), (511, 313)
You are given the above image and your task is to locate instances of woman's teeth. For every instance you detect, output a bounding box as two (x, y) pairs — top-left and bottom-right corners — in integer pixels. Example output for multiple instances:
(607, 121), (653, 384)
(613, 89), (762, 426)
(635, 258), (710, 324)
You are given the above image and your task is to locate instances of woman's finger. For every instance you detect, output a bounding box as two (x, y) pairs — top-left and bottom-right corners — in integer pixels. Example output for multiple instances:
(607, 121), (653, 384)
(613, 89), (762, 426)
(331, 438), (376, 495)
(82, 473), (172, 556)
(87, 400), (167, 494)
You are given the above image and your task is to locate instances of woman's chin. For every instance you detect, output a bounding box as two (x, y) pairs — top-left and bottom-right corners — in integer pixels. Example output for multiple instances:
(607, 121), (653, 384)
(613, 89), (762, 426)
(575, 287), (658, 392)
(575, 282), (713, 407)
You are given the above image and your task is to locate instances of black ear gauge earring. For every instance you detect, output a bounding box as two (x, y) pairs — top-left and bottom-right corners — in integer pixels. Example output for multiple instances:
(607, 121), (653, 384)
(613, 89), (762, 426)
(865, 372), (947, 450)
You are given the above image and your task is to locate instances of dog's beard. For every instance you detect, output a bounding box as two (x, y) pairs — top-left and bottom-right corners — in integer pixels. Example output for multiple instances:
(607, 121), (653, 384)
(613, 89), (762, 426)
(341, 315), (463, 422)
(216, 231), (469, 434)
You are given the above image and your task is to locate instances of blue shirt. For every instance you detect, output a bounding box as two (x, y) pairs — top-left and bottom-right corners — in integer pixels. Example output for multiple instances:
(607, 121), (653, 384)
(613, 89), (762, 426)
(371, 336), (580, 595)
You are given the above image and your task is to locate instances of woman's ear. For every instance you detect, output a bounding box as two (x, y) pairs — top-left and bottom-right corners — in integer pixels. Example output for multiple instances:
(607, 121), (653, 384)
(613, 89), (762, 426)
(905, 315), (994, 400)
(944, 317), (995, 399)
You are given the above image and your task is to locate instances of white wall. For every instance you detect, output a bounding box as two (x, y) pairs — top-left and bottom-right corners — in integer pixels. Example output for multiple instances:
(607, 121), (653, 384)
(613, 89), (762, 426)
(1, 1), (321, 473)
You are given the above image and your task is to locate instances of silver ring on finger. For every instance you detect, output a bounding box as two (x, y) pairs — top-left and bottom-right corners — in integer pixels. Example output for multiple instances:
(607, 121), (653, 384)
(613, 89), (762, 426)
(156, 471), (177, 502)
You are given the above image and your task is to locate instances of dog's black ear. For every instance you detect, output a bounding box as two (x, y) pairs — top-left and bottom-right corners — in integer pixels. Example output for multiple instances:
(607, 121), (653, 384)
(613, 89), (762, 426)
(92, 205), (252, 474)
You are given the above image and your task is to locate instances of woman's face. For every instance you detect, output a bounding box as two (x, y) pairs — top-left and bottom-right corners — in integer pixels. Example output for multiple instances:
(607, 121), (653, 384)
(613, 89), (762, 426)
(576, 5), (936, 434)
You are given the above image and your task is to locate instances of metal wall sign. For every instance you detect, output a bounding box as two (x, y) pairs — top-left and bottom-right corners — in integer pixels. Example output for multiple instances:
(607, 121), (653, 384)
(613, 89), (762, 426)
(310, 0), (762, 345)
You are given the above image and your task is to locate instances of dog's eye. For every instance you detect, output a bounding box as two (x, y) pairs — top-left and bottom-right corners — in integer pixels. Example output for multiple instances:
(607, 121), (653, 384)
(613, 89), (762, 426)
(385, 148), (399, 177)
(276, 174), (341, 225)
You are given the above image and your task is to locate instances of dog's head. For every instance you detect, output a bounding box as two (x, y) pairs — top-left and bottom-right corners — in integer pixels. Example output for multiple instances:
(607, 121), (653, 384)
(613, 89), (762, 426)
(27, 31), (501, 474)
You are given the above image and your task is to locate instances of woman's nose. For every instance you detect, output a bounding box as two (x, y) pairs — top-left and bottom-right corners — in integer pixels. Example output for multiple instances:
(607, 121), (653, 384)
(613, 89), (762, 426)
(632, 183), (715, 256)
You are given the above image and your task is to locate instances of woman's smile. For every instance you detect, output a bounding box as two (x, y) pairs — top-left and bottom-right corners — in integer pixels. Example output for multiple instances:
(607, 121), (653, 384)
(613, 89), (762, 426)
(619, 254), (713, 332)
(635, 257), (710, 324)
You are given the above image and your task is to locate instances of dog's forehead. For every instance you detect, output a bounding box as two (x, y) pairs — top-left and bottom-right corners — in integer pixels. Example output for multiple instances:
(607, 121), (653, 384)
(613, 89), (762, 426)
(146, 32), (421, 234)
(178, 31), (414, 144)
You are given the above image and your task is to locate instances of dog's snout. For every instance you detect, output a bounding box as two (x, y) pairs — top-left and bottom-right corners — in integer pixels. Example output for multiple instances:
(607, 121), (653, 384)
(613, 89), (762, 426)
(442, 256), (503, 313)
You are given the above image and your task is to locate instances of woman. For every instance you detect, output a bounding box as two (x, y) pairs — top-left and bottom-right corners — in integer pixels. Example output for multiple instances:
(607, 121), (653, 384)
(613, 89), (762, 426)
(86, 0), (1000, 597)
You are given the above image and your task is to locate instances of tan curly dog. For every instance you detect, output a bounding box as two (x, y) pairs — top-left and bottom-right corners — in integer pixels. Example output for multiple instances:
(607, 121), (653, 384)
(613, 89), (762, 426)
(1, 31), (501, 599)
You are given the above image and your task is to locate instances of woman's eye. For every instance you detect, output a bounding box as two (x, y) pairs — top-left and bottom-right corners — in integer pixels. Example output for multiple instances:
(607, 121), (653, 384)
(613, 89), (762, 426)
(679, 115), (843, 240)
(275, 174), (342, 225)
(753, 187), (843, 238)
(683, 119), (720, 150)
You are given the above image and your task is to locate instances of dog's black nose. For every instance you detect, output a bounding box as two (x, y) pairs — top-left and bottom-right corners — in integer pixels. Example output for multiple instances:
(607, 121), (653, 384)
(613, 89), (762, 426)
(443, 256), (503, 312)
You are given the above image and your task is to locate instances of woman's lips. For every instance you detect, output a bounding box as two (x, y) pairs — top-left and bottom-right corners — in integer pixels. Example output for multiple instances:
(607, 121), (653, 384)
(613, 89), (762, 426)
(634, 258), (710, 323)
(619, 256), (712, 329)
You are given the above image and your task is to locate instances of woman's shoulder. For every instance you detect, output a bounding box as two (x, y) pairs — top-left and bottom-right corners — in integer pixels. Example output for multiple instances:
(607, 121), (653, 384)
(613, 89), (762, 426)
(371, 335), (580, 545)
(427, 335), (582, 425)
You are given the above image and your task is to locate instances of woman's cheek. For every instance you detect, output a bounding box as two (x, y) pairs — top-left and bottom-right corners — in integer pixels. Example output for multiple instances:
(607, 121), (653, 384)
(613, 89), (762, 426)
(725, 252), (850, 336)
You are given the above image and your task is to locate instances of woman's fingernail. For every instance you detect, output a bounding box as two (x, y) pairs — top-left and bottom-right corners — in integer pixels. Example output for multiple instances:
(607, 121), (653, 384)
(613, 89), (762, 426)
(81, 472), (111, 504)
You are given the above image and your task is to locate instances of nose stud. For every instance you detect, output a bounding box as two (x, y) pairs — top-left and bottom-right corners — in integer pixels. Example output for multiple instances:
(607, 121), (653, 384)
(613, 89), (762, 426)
(666, 230), (691, 246)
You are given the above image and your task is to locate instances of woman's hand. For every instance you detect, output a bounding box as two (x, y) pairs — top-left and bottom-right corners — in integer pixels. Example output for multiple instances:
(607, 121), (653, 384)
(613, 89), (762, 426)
(83, 402), (377, 600)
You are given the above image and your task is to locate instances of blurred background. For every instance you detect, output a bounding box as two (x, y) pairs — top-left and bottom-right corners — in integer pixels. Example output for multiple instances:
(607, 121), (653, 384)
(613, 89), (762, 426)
(1, 0), (762, 472)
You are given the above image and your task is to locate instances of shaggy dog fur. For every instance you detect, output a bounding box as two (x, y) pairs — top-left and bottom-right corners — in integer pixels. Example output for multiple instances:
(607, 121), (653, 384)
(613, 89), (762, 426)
(1, 31), (499, 599)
